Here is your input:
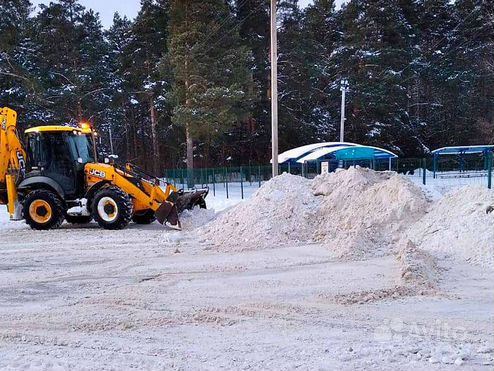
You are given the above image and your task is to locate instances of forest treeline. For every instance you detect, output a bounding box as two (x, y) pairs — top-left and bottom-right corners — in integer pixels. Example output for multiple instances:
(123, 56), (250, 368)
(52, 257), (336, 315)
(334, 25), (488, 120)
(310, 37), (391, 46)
(1, 0), (493, 172)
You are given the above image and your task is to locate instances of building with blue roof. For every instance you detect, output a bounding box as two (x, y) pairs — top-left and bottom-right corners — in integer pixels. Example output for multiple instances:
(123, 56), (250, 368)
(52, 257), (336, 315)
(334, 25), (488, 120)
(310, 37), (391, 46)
(274, 142), (398, 174)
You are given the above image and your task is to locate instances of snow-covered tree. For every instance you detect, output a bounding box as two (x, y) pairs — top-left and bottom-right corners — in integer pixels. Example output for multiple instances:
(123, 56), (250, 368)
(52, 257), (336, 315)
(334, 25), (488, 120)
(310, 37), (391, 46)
(0, 0), (42, 127)
(302, 0), (341, 142)
(167, 0), (252, 179)
(337, 0), (418, 155)
(1, 0), (491, 165)
(33, 0), (111, 127)
(121, 0), (170, 174)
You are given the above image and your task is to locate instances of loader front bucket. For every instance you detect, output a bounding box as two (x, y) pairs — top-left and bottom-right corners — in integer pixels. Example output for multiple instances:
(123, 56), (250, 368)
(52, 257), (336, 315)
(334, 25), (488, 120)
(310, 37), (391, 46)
(156, 188), (208, 230)
(174, 188), (209, 213)
(155, 201), (181, 229)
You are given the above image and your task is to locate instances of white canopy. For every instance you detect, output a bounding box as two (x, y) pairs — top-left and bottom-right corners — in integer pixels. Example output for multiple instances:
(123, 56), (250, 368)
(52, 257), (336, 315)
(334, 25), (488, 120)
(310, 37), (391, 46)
(295, 145), (349, 163)
(275, 142), (359, 163)
(275, 142), (397, 163)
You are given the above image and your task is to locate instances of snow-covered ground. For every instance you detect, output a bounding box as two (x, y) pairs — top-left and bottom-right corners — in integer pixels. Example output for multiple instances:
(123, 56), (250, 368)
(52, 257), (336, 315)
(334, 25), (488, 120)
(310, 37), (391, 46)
(0, 170), (492, 371)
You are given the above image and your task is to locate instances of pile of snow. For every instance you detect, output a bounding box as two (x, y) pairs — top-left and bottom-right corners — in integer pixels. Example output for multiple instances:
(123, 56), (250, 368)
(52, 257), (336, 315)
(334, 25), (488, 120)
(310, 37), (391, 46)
(320, 239), (439, 306)
(200, 167), (429, 255)
(193, 168), (492, 266)
(179, 208), (217, 230)
(0, 207), (26, 231)
(200, 173), (320, 251)
(408, 186), (494, 268)
(311, 168), (429, 258)
(397, 239), (438, 289)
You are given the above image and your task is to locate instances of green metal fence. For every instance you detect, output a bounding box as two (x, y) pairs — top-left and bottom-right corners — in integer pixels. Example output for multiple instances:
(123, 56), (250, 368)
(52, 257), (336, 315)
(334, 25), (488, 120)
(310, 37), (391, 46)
(163, 155), (493, 200)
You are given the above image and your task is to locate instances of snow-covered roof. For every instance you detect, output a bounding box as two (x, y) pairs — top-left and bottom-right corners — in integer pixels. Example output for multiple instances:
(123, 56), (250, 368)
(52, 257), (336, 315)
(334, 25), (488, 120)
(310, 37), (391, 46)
(275, 142), (397, 163)
(432, 145), (494, 156)
(295, 145), (350, 163)
(275, 142), (359, 163)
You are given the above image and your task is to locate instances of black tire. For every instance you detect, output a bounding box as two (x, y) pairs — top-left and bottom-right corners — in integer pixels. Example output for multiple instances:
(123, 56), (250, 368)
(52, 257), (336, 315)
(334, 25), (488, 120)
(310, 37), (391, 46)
(132, 209), (156, 224)
(91, 186), (133, 230)
(65, 215), (92, 224)
(23, 189), (65, 230)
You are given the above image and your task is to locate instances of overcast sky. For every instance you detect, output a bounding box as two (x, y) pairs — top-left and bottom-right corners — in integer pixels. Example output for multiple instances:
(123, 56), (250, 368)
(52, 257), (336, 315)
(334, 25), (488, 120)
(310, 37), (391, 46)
(31, 0), (347, 28)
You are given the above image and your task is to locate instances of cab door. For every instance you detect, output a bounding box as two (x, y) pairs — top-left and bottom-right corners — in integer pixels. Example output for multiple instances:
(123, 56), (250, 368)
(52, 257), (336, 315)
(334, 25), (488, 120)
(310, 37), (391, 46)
(39, 132), (78, 197)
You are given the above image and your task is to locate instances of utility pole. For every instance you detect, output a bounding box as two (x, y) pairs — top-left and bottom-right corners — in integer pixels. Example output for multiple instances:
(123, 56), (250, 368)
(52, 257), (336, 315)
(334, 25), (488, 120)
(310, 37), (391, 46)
(271, 0), (279, 177)
(339, 79), (349, 143)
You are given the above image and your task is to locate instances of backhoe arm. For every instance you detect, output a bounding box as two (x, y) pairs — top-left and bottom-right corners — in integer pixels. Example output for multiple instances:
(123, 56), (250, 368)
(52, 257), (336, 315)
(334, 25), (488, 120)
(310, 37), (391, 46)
(0, 107), (27, 218)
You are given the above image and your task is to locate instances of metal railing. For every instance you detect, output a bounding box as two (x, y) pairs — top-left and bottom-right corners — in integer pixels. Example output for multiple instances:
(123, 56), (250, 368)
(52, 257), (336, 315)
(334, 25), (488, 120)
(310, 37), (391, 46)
(163, 154), (493, 200)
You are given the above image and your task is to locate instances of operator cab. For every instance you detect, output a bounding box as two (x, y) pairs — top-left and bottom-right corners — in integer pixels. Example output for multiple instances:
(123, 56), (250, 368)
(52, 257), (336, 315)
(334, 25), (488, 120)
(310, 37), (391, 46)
(24, 125), (96, 199)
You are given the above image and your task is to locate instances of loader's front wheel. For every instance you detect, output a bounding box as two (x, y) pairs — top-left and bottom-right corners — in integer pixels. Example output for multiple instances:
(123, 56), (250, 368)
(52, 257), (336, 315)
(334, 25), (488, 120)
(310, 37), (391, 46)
(132, 210), (156, 224)
(92, 187), (133, 230)
(23, 189), (65, 230)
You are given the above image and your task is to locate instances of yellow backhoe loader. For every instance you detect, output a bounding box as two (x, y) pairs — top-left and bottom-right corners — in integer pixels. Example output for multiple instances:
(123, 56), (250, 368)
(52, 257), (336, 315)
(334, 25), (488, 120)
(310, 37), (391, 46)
(0, 107), (207, 230)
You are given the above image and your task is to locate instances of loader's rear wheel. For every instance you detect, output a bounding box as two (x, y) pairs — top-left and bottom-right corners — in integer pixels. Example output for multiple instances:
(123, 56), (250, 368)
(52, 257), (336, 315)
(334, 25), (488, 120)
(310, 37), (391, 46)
(132, 210), (156, 224)
(65, 215), (92, 224)
(92, 187), (133, 230)
(23, 190), (65, 230)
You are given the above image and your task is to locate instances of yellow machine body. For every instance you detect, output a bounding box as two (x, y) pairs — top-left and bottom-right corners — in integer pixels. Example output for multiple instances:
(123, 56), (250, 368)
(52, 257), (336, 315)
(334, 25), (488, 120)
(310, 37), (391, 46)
(85, 162), (177, 214)
(0, 107), (207, 230)
(0, 107), (27, 219)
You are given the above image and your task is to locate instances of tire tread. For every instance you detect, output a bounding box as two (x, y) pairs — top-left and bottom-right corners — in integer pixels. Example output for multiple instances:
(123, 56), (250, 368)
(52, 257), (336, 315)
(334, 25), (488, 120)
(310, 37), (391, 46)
(23, 189), (65, 230)
(91, 186), (133, 230)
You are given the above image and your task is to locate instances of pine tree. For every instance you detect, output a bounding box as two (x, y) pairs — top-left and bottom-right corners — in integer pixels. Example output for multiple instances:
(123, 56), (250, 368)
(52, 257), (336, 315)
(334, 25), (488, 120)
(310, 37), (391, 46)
(34, 0), (83, 122)
(167, 0), (252, 180)
(338, 0), (418, 155)
(303, 0), (341, 142)
(33, 0), (111, 128)
(0, 0), (41, 127)
(1, 0), (491, 165)
(122, 0), (169, 174)
(236, 0), (271, 163)
(410, 0), (459, 151)
(277, 0), (317, 149)
(454, 0), (494, 145)
(106, 13), (133, 160)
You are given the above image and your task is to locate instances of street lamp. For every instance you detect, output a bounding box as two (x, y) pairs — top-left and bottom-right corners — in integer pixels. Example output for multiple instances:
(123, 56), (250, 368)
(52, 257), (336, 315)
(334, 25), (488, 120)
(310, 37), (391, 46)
(340, 79), (349, 143)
